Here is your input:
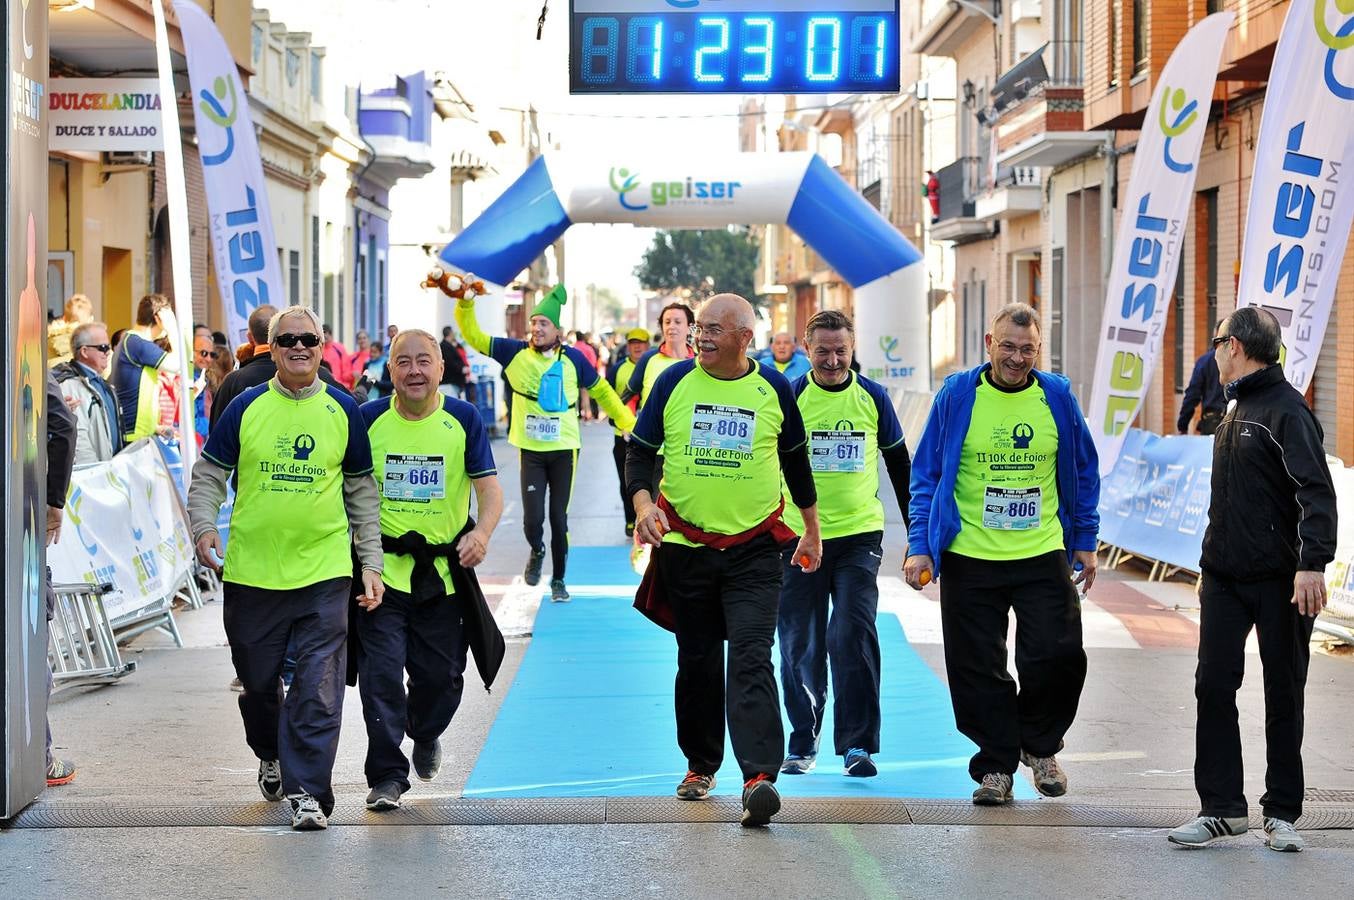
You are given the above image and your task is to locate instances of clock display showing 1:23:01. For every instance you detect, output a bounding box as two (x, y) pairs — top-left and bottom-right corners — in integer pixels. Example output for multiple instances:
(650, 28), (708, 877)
(569, 2), (900, 95)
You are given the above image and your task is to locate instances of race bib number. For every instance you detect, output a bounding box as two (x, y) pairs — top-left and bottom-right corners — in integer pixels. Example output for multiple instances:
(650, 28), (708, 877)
(689, 404), (755, 453)
(525, 414), (562, 443)
(384, 454), (446, 501)
(982, 486), (1042, 530)
(809, 430), (866, 473)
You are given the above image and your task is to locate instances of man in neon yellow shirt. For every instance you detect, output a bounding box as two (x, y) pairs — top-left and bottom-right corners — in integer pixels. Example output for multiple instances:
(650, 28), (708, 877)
(188, 305), (384, 831)
(450, 278), (635, 601)
(627, 293), (822, 828)
(608, 327), (650, 537)
(777, 310), (912, 779)
(358, 329), (503, 812)
(904, 303), (1099, 806)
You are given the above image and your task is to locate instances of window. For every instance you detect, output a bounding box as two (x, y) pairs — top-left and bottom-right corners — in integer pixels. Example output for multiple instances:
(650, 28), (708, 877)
(1052, 0), (1082, 86)
(1207, 0), (1224, 13)
(1132, 1), (1147, 77)
(289, 250), (301, 305)
(311, 216), (320, 309)
(252, 24), (263, 65)
(377, 255), (387, 331)
(310, 51), (323, 103)
(1204, 189), (1219, 338)
(1173, 261), (1185, 392)
(286, 49), (300, 88)
(1050, 248), (1065, 373)
(1108, 1), (1119, 88)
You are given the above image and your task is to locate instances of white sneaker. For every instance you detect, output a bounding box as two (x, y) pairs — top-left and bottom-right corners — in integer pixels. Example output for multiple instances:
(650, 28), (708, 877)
(289, 793), (328, 831)
(1263, 817), (1304, 852)
(1167, 815), (1249, 847)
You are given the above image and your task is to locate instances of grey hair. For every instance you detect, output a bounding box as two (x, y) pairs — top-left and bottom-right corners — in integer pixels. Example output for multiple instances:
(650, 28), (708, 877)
(990, 302), (1041, 333)
(1225, 306), (1282, 364)
(267, 306), (323, 344)
(71, 321), (109, 352)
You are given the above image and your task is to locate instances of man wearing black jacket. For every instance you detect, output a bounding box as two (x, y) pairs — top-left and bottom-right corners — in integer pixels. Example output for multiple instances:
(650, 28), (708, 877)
(209, 304), (347, 430)
(1168, 307), (1337, 854)
(45, 371), (78, 786)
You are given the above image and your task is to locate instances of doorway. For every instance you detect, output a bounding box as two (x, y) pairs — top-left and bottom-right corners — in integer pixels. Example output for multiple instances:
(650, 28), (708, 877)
(101, 247), (133, 330)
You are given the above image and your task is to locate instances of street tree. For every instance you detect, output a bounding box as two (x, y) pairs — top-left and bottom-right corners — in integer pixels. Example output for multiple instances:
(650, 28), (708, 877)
(633, 227), (761, 305)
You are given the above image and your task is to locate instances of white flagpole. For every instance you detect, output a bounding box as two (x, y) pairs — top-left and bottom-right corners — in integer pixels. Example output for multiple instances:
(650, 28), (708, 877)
(151, 0), (198, 482)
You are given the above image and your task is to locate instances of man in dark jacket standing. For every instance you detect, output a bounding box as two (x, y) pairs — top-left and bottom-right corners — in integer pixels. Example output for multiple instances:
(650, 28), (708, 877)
(1168, 307), (1336, 853)
(1177, 332), (1226, 435)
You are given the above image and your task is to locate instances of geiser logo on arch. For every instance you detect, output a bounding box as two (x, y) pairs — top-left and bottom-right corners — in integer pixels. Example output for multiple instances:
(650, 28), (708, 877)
(608, 165), (745, 212)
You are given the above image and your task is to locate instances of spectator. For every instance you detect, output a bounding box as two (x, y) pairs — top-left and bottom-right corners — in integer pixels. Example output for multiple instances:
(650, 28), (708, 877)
(48, 294), (95, 367)
(759, 332), (812, 381)
(387, 323), (399, 344)
(359, 340), (390, 401)
(1178, 331), (1226, 435)
(45, 370), (78, 786)
(440, 326), (469, 399)
(110, 293), (182, 444)
(52, 322), (122, 465)
(110, 329), (126, 353)
(321, 323), (352, 387)
(350, 330), (372, 388)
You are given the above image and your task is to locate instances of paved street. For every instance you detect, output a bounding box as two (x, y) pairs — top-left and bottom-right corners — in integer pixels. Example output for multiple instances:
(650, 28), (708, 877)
(6, 423), (1354, 898)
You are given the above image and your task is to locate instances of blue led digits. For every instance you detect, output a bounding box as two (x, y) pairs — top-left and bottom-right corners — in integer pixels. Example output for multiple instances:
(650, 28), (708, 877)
(740, 17), (774, 84)
(694, 17), (731, 83)
(626, 17), (663, 82)
(580, 17), (619, 86)
(570, 4), (900, 94)
(806, 18), (842, 82)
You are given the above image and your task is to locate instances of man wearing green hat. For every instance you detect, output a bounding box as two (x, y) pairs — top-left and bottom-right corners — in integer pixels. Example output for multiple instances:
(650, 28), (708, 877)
(454, 281), (636, 601)
(608, 327), (651, 537)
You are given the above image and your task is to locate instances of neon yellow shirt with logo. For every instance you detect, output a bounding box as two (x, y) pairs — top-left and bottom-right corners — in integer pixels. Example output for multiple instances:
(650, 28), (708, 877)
(625, 346), (694, 455)
(201, 380), (373, 589)
(782, 371), (905, 540)
(455, 300), (635, 452)
(631, 359), (807, 547)
(362, 395), (498, 595)
(948, 374), (1063, 560)
(610, 357), (637, 437)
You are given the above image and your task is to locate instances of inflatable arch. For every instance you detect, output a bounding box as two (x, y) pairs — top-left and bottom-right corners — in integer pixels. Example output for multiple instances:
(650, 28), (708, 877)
(437, 152), (928, 392)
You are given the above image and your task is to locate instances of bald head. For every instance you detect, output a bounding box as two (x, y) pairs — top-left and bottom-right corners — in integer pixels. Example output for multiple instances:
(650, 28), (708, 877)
(771, 330), (795, 363)
(694, 293), (755, 376)
(702, 294), (755, 331)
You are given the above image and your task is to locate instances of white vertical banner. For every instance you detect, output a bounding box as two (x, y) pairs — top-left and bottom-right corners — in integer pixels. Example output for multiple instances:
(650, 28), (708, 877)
(151, 0), (197, 480)
(1237, 0), (1354, 392)
(173, 0), (284, 346)
(1087, 12), (1235, 475)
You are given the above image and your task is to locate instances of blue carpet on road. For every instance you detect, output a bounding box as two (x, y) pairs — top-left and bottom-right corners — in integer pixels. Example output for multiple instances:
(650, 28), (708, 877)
(465, 546), (1034, 800)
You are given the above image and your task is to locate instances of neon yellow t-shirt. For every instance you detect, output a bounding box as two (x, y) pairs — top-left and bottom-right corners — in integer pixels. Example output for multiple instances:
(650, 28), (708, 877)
(611, 357), (636, 437)
(782, 371), (905, 539)
(631, 359), (807, 546)
(363, 395), (497, 595)
(201, 380), (373, 589)
(948, 373), (1063, 560)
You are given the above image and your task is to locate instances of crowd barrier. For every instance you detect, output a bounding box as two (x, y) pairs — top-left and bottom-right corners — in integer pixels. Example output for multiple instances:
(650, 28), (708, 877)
(48, 581), (137, 688)
(48, 439), (201, 649)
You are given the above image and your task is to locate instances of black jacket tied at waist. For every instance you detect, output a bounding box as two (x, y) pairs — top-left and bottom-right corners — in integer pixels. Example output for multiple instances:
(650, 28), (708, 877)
(347, 519), (506, 692)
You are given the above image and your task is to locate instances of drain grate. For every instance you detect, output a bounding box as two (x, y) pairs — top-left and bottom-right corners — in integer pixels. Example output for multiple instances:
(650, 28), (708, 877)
(6, 797), (1354, 830)
(1305, 788), (1354, 803)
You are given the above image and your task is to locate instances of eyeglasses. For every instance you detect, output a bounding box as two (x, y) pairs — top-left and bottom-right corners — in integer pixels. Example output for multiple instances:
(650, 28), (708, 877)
(275, 332), (321, 349)
(1211, 334), (1231, 348)
(996, 341), (1039, 358)
(692, 324), (734, 338)
(82, 343), (112, 353)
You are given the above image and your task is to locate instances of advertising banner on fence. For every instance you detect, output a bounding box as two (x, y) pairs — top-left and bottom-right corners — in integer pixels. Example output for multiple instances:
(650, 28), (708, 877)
(1096, 429), (1213, 573)
(1236, 0), (1354, 393)
(48, 78), (163, 151)
(1087, 12), (1234, 475)
(48, 441), (194, 626)
(173, 0), (283, 347)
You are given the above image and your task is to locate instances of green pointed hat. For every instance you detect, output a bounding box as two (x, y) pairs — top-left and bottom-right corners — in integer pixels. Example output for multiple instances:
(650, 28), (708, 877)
(530, 284), (568, 328)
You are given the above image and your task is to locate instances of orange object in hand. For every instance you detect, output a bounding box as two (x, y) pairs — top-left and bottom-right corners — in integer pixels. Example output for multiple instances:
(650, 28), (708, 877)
(798, 554), (811, 568)
(919, 570), (932, 586)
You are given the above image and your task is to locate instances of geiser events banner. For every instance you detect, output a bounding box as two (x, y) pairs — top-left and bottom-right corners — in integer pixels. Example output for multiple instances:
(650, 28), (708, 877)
(48, 78), (163, 151)
(174, 0), (283, 346)
(1237, 0), (1354, 393)
(48, 441), (194, 626)
(1087, 12), (1234, 475)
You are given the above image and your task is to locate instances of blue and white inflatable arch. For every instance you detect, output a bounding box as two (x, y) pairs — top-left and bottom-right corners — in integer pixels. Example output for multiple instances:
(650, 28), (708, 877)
(438, 152), (927, 392)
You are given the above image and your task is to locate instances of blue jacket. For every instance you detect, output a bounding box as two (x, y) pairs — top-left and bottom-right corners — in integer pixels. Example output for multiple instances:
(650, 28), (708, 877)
(907, 364), (1100, 576)
(755, 347), (811, 381)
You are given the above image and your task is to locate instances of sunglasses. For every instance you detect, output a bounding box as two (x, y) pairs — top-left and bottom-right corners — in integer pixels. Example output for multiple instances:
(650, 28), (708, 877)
(275, 332), (321, 349)
(1211, 335), (1231, 348)
(83, 343), (112, 353)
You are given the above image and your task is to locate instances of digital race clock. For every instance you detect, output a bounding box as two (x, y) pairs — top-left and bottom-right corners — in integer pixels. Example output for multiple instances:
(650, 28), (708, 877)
(569, 1), (901, 95)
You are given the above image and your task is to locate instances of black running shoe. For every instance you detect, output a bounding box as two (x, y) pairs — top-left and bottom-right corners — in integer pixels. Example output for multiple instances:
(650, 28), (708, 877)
(412, 738), (442, 781)
(524, 548), (546, 586)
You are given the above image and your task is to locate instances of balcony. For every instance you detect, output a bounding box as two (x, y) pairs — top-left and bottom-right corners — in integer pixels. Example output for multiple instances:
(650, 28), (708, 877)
(358, 72), (436, 187)
(911, 0), (998, 58)
(974, 166), (1041, 221)
(988, 42), (1109, 168)
(930, 157), (993, 243)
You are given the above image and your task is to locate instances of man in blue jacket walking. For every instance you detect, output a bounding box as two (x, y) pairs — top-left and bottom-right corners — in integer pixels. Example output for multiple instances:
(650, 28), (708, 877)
(904, 303), (1099, 805)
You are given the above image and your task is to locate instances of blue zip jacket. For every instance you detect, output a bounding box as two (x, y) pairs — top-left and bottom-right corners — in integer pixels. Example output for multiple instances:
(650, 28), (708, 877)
(907, 363), (1100, 576)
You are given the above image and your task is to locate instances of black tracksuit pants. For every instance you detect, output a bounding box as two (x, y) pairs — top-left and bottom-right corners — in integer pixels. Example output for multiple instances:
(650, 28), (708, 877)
(777, 531), (884, 758)
(657, 533), (785, 783)
(939, 551), (1087, 781)
(1195, 571), (1315, 822)
(357, 585), (469, 792)
(223, 576), (349, 813)
(612, 435), (635, 526)
(521, 448), (576, 580)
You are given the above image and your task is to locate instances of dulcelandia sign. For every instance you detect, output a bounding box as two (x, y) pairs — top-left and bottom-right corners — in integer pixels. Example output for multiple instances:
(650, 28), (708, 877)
(1087, 12), (1234, 475)
(48, 78), (163, 151)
